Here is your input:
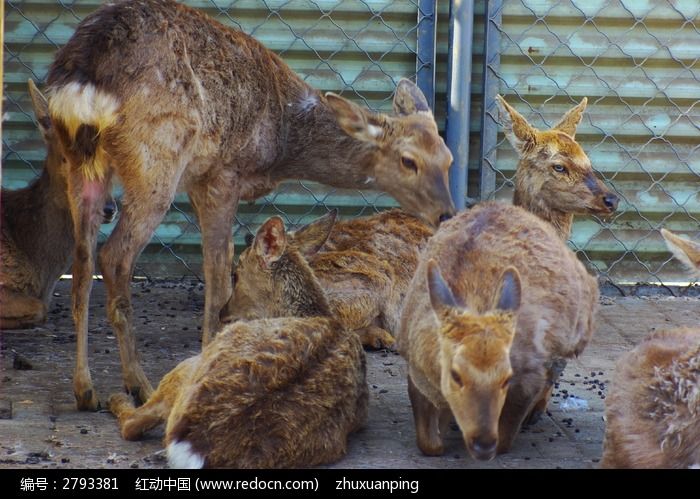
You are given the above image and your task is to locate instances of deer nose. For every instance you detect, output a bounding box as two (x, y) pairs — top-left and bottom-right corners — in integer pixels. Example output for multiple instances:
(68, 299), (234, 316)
(470, 436), (497, 460)
(602, 193), (619, 212)
(438, 212), (453, 224)
(102, 200), (117, 223)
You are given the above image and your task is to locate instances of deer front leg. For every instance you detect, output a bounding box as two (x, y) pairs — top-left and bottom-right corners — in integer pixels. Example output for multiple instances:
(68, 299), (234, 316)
(188, 183), (239, 344)
(0, 288), (47, 329)
(408, 374), (445, 456)
(497, 378), (543, 454)
(356, 325), (395, 350)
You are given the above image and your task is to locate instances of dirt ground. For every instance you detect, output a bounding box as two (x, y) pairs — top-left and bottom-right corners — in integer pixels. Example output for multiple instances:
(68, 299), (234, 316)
(1, 279), (699, 469)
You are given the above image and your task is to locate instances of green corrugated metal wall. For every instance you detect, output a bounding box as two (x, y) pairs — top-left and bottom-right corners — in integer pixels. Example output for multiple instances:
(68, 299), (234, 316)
(485, 0), (700, 285)
(3, 0), (474, 277)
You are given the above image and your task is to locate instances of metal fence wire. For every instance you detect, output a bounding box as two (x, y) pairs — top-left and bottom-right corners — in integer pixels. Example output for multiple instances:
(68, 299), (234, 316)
(3, 0), (700, 288)
(480, 0), (700, 288)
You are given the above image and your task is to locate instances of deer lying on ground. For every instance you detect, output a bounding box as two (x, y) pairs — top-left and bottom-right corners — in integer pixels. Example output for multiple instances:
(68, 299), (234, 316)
(601, 229), (700, 468)
(282, 98), (616, 351)
(44, 0), (454, 409)
(397, 202), (599, 460)
(109, 215), (367, 468)
(495, 95), (619, 240)
(0, 80), (116, 330)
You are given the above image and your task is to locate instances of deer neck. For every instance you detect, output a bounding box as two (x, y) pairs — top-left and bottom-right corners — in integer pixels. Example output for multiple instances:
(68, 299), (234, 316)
(275, 254), (333, 319)
(513, 186), (573, 241)
(272, 94), (379, 189)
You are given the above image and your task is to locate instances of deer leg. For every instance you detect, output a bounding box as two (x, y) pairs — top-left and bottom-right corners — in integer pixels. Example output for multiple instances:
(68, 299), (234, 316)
(0, 288), (47, 329)
(99, 184), (178, 405)
(408, 374), (445, 456)
(497, 379), (542, 454)
(69, 176), (112, 411)
(188, 184), (239, 344)
(356, 325), (395, 350)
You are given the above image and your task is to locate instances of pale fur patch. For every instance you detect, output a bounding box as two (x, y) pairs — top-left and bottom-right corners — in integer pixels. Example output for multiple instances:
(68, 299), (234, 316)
(48, 82), (120, 181)
(367, 124), (383, 139)
(297, 91), (319, 114)
(167, 441), (205, 469)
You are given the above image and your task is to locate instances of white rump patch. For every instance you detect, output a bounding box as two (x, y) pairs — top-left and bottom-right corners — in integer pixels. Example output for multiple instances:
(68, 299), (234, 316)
(167, 441), (205, 469)
(48, 82), (120, 139)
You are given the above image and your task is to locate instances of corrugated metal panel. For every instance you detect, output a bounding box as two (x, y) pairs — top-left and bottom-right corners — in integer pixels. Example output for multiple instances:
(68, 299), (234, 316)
(3, 0), (464, 276)
(488, 0), (700, 284)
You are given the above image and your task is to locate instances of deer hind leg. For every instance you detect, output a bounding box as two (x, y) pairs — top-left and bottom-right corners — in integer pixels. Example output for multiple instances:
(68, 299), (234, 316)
(99, 173), (181, 405)
(188, 182), (239, 344)
(68, 174), (113, 411)
(0, 288), (47, 329)
(408, 374), (445, 456)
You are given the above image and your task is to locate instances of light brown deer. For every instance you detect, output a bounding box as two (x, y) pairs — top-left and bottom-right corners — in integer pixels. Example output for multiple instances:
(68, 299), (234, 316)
(496, 95), (619, 240)
(0, 80), (116, 330)
(601, 229), (700, 468)
(108, 215), (367, 468)
(282, 98), (617, 351)
(44, 0), (454, 409)
(397, 202), (599, 460)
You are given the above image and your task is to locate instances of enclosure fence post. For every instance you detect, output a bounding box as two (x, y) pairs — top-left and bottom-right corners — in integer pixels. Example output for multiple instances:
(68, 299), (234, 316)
(416, 0), (437, 111)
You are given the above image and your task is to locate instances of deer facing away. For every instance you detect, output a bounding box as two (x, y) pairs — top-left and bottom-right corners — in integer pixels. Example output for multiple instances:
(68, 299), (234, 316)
(109, 215), (367, 468)
(45, 0), (454, 410)
(397, 202), (599, 460)
(601, 229), (700, 468)
(279, 97), (617, 351)
(0, 80), (116, 330)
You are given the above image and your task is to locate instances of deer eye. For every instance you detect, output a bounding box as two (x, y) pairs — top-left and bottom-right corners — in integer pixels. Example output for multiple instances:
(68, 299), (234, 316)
(450, 369), (463, 387)
(552, 164), (567, 174)
(501, 376), (512, 390)
(401, 156), (418, 173)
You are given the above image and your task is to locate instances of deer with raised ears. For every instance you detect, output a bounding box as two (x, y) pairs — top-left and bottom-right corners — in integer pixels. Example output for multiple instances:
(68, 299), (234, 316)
(0, 80), (116, 330)
(108, 215), (368, 468)
(601, 229), (700, 469)
(44, 0), (454, 410)
(284, 208), (434, 349)
(397, 202), (599, 459)
(496, 95), (619, 240)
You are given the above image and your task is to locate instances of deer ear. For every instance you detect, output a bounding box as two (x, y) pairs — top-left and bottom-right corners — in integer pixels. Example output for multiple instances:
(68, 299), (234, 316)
(495, 95), (537, 154)
(427, 260), (460, 319)
(289, 209), (338, 258)
(393, 79), (431, 116)
(28, 79), (52, 141)
(325, 92), (384, 144)
(661, 229), (700, 276)
(254, 217), (287, 267)
(493, 266), (521, 313)
(552, 97), (587, 137)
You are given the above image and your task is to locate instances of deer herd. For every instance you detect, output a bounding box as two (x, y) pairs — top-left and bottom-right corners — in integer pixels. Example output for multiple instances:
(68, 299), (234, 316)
(0, 0), (698, 469)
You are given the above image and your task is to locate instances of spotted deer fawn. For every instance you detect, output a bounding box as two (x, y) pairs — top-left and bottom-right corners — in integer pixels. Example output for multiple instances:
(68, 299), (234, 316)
(0, 81), (116, 330)
(284, 98), (616, 352)
(496, 95), (618, 240)
(44, 0), (454, 409)
(398, 202), (599, 460)
(109, 215), (367, 468)
(601, 229), (700, 468)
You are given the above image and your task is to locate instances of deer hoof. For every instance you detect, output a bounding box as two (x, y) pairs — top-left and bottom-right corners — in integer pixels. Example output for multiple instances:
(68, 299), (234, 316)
(75, 389), (101, 411)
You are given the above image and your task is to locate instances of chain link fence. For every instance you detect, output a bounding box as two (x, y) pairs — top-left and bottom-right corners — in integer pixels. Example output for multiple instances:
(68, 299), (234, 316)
(480, 0), (700, 290)
(3, 0), (440, 278)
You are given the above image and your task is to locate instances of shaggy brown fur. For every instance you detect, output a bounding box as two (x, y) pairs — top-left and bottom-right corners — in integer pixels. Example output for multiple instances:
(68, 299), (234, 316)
(398, 202), (599, 459)
(601, 230), (700, 468)
(287, 209), (434, 349)
(496, 96), (618, 240)
(108, 216), (367, 468)
(45, 0), (454, 410)
(0, 81), (115, 329)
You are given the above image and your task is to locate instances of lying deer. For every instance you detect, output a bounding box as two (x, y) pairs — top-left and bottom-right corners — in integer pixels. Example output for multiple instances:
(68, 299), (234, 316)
(0, 80), (116, 330)
(109, 215), (367, 468)
(286, 98), (617, 352)
(495, 95), (619, 240)
(601, 229), (700, 468)
(397, 202), (599, 460)
(44, 0), (454, 409)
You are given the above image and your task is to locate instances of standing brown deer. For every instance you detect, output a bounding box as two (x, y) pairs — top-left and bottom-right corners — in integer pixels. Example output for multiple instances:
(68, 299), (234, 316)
(397, 202), (599, 459)
(0, 80), (116, 330)
(109, 216), (367, 468)
(495, 95), (618, 240)
(44, 0), (454, 409)
(601, 229), (700, 468)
